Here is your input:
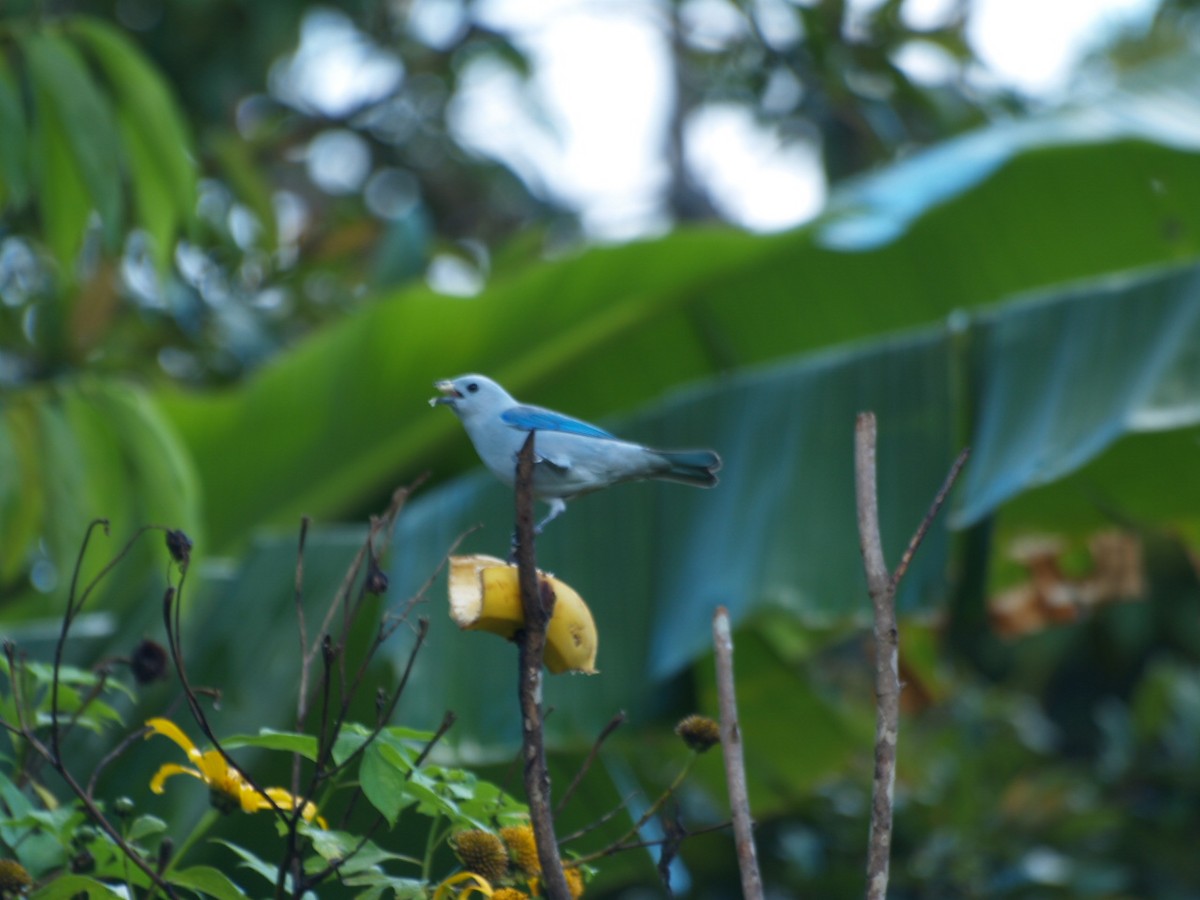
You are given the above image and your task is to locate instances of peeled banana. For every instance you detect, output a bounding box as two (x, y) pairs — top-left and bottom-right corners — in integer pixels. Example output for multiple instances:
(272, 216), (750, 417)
(448, 554), (598, 675)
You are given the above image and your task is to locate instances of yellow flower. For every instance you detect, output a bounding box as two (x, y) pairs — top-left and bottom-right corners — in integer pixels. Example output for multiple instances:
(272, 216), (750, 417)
(432, 871), (493, 899)
(500, 823), (539, 875)
(528, 865), (585, 900)
(145, 718), (326, 828)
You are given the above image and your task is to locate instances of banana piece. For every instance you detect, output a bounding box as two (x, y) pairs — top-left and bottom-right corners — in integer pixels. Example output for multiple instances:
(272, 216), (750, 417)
(449, 554), (598, 675)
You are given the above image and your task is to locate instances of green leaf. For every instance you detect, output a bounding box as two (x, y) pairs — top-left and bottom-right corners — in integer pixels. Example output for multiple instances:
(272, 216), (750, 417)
(213, 839), (291, 890)
(359, 741), (413, 826)
(156, 80), (1200, 552)
(222, 729), (319, 760)
(339, 872), (426, 898)
(31, 875), (126, 899)
(331, 727), (369, 766)
(115, 110), (180, 271)
(69, 17), (196, 267)
(305, 828), (421, 873)
(126, 814), (167, 843)
(1, 380), (202, 620)
(0, 402), (44, 583)
(37, 696), (124, 735)
(20, 31), (124, 253)
(28, 85), (92, 268)
(0, 53), (31, 209)
(207, 130), (277, 249)
(168, 865), (249, 900)
(952, 267), (1200, 526)
(30, 400), (95, 588)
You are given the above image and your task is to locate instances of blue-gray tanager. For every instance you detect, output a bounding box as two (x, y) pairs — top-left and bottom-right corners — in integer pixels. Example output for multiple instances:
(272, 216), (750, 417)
(431, 374), (721, 532)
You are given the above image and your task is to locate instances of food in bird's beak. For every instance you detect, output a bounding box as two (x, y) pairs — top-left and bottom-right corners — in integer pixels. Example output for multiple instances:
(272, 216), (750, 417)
(429, 380), (461, 407)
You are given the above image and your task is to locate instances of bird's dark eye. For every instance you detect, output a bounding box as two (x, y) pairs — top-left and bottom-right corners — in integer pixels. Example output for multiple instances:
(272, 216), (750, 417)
(467, 382), (479, 393)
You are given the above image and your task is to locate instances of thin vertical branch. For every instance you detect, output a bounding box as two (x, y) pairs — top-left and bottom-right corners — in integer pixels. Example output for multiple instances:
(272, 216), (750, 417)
(713, 606), (763, 900)
(854, 412), (969, 900)
(291, 517), (311, 798)
(855, 412), (897, 900)
(513, 433), (571, 900)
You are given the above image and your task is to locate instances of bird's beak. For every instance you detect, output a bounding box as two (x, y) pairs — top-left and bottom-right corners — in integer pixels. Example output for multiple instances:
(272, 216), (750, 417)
(429, 380), (460, 407)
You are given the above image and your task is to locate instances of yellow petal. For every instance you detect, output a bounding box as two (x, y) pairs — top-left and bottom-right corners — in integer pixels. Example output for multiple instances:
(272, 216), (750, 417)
(433, 871), (494, 900)
(193, 749), (245, 798)
(149, 762), (204, 794)
(145, 718), (203, 761)
(261, 787), (328, 829)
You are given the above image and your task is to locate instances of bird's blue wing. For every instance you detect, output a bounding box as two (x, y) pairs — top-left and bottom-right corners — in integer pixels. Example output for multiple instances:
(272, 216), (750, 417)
(501, 405), (615, 439)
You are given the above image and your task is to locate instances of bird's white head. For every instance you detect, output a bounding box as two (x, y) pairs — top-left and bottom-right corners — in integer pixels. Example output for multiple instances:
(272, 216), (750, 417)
(430, 374), (516, 420)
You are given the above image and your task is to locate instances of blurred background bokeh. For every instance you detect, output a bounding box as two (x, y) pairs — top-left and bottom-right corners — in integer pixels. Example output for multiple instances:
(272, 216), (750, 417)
(4, 0), (1200, 895)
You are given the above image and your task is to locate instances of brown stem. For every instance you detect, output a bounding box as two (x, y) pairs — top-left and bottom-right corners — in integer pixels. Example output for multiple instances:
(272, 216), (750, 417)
(890, 446), (971, 589)
(854, 412), (968, 900)
(713, 606), (763, 900)
(513, 433), (571, 900)
(855, 412), (898, 900)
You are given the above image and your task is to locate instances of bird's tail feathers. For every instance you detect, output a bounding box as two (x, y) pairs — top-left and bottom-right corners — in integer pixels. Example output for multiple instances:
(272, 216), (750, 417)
(655, 449), (721, 488)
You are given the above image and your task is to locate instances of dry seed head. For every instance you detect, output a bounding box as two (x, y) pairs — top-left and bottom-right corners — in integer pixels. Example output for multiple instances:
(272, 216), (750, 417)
(675, 714), (721, 753)
(451, 829), (509, 883)
(0, 859), (31, 893)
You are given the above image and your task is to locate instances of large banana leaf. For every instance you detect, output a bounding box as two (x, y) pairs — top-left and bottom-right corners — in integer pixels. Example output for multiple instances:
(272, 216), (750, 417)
(382, 261), (1200, 740)
(158, 259), (1200, 758)
(155, 64), (1200, 552)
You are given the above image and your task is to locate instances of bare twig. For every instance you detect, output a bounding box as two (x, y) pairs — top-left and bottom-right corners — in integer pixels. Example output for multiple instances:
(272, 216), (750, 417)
(854, 412), (969, 900)
(52, 519), (110, 762)
(161, 584), (287, 829)
(14, 524), (184, 899)
(567, 759), (693, 869)
(313, 617), (431, 784)
(890, 446), (971, 589)
(303, 709), (457, 889)
(855, 412), (899, 900)
(86, 724), (151, 798)
(291, 517), (312, 799)
(558, 791), (640, 844)
(713, 606), (763, 900)
(555, 710), (626, 817)
(563, 820), (733, 862)
(513, 433), (571, 900)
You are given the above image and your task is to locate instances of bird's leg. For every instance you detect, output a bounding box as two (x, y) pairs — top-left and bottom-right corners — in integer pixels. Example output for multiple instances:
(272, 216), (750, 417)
(534, 498), (567, 534)
(508, 497), (567, 563)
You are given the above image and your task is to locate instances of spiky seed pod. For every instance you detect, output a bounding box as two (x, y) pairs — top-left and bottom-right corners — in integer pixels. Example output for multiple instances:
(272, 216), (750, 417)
(500, 823), (540, 875)
(675, 714), (721, 753)
(451, 829), (509, 883)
